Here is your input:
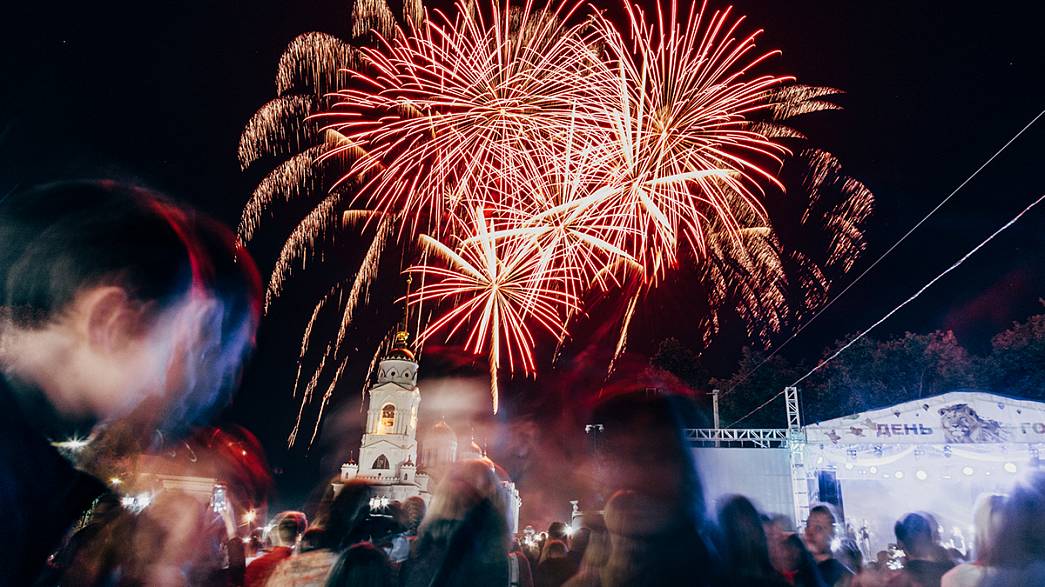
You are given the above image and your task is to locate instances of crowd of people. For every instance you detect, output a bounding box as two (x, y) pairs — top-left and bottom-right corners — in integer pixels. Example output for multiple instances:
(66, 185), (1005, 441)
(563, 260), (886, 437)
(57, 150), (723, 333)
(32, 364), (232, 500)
(28, 461), (1045, 587)
(2, 181), (1044, 587)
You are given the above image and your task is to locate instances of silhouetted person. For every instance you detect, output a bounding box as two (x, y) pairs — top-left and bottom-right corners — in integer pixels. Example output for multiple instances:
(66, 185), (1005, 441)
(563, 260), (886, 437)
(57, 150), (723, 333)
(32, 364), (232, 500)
(326, 543), (394, 587)
(535, 540), (575, 587)
(399, 460), (511, 587)
(888, 513), (954, 587)
(715, 495), (790, 586)
(590, 392), (716, 586)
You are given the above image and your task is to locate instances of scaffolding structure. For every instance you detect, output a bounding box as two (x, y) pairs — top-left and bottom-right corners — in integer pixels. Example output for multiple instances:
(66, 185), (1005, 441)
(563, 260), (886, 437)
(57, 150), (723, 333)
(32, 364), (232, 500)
(686, 386), (810, 526)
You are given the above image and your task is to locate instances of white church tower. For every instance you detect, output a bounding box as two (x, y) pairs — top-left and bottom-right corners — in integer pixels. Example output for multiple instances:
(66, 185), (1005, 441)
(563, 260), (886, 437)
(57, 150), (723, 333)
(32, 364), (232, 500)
(339, 323), (431, 501)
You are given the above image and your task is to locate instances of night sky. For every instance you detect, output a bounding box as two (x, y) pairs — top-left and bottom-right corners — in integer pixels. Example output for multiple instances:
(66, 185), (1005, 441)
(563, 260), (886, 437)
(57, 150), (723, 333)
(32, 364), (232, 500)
(4, 0), (1044, 517)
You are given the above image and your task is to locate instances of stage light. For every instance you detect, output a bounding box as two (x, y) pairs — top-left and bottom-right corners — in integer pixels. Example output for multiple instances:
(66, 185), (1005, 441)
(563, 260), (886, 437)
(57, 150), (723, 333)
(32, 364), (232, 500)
(1004, 462), (1018, 474)
(894, 471), (904, 479)
(915, 470), (928, 481)
(962, 466), (974, 476)
(869, 466), (878, 474)
(845, 463), (854, 470)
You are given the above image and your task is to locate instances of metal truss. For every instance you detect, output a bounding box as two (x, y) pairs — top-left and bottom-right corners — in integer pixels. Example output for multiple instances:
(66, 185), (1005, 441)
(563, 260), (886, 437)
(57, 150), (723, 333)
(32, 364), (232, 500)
(685, 428), (788, 448)
(685, 386), (811, 526)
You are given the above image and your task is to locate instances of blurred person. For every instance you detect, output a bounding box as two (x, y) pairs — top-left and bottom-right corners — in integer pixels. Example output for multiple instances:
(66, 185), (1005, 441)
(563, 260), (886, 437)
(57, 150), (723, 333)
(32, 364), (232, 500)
(325, 543), (393, 587)
(0, 181), (261, 584)
(567, 527), (592, 571)
(300, 528), (326, 553)
(591, 392), (716, 586)
(118, 490), (245, 587)
(941, 494), (1004, 587)
(34, 493), (134, 586)
(838, 538), (864, 578)
(245, 511), (308, 587)
(547, 522), (569, 543)
(765, 513), (797, 578)
(980, 470), (1045, 587)
(888, 513), (955, 587)
(805, 504), (854, 586)
(714, 495), (789, 586)
(778, 532), (830, 587)
(398, 459), (511, 587)
(562, 518), (609, 587)
(508, 538), (536, 587)
(535, 540), (574, 587)
(402, 496), (426, 537)
(266, 482), (372, 587)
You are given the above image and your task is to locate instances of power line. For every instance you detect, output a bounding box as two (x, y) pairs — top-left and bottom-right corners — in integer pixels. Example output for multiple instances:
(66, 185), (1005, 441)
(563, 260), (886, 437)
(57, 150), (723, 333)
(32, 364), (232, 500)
(727, 192), (1045, 428)
(720, 107), (1045, 399)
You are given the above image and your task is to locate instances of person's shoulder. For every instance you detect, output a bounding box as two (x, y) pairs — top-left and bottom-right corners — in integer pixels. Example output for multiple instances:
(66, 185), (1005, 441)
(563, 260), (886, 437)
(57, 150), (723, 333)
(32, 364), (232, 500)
(941, 562), (985, 587)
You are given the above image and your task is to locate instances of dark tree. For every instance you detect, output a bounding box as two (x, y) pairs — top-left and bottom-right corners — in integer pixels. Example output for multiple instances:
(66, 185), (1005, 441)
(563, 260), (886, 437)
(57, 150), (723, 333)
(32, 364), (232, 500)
(980, 306), (1045, 401)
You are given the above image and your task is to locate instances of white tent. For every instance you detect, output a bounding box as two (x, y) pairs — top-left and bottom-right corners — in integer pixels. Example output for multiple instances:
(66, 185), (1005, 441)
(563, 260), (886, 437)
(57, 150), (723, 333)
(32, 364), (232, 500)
(803, 391), (1044, 556)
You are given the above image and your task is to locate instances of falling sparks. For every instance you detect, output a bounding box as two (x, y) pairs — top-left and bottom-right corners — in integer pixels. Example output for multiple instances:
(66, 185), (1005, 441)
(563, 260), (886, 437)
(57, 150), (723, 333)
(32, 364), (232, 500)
(239, 0), (874, 440)
(238, 96), (319, 171)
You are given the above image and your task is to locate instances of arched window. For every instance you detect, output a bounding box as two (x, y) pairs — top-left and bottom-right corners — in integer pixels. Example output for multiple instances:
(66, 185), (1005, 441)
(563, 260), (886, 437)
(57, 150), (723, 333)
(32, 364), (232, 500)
(381, 404), (396, 431)
(372, 454), (389, 469)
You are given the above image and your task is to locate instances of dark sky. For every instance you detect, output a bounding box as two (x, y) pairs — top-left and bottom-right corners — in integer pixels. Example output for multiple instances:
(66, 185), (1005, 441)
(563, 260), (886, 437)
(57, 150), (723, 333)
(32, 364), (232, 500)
(4, 0), (1044, 513)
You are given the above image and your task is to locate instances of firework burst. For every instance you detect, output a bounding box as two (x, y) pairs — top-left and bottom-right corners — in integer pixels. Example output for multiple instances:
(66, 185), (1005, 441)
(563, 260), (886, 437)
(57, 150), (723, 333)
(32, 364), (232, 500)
(238, 0), (874, 441)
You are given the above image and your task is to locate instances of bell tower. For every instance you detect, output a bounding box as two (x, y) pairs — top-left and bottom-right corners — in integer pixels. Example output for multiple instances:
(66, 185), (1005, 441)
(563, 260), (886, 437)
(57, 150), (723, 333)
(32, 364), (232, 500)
(356, 289), (422, 482)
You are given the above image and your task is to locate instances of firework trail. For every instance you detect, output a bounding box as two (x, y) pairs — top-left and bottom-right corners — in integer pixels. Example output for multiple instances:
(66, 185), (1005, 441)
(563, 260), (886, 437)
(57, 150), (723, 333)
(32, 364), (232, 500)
(408, 207), (580, 410)
(239, 0), (874, 438)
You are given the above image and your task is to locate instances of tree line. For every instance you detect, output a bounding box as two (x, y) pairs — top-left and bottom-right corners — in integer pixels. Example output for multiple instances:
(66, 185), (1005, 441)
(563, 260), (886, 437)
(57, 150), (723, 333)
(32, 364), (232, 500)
(649, 303), (1045, 428)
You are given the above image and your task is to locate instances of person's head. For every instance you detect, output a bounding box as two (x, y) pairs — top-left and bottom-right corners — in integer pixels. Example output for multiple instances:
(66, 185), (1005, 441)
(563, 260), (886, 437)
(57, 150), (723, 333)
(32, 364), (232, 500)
(993, 470), (1045, 567)
(894, 512), (934, 559)
(804, 504), (838, 557)
(402, 496), (426, 534)
(593, 392), (706, 530)
(300, 527), (326, 552)
(271, 511), (308, 548)
(969, 493), (1005, 564)
(321, 481), (373, 550)
(0, 181), (260, 432)
(716, 495), (774, 575)
(422, 459), (503, 529)
(327, 543), (393, 587)
(540, 539), (569, 563)
(548, 521), (569, 542)
(876, 550), (890, 566)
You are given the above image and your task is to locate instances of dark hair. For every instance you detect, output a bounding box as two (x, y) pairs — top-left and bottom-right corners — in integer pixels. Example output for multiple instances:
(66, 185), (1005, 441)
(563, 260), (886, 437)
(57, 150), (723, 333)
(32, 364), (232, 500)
(0, 181), (247, 327)
(547, 521), (568, 540)
(808, 504), (838, 525)
(300, 527), (325, 552)
(0, 180), (261, 428)
(276, 513), (308, 545)
(716, 495), (777, 580)
(327, 543), (393, 587)
(894, 513), (933, 554)
(321, 482), (373, 550)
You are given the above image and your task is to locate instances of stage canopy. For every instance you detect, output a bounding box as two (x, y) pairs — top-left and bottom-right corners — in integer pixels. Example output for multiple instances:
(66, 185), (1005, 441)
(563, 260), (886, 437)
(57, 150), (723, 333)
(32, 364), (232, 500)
(803, 391), (1044, 555)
